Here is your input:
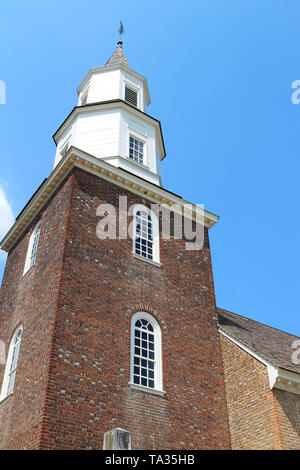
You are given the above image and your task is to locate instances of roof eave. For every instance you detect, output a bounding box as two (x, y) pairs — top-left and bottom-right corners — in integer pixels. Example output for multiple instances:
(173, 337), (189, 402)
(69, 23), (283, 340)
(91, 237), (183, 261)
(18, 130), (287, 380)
(218, 325), (300, 395)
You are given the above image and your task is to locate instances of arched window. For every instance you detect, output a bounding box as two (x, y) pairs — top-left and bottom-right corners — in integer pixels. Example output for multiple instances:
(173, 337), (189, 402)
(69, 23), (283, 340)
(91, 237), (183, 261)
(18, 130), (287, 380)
(132, 205), (159, 264)
(24, 220), (41, 275)
(130, 312), (163, 394)
(0, 325), (23, 401)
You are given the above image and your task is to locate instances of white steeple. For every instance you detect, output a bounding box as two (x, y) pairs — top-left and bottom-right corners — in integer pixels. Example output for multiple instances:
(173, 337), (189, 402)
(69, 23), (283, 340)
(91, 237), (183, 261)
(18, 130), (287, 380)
(53, 42), (165, 186)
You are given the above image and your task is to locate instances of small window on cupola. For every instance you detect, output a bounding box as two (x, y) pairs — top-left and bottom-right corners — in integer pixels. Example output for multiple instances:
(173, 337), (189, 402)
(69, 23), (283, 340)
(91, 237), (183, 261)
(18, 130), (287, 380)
(129, 136), (144, 165)
(125, 86), (138, 107)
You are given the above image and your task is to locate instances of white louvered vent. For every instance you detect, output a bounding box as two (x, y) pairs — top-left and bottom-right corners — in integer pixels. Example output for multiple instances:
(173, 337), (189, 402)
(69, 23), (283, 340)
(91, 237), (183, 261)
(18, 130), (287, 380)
(125, 86), (138, 107)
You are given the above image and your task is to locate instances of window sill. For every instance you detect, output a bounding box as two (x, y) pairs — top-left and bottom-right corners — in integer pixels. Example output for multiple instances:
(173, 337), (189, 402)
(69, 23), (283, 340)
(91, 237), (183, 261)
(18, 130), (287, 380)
(132, 253), (162, 269)
(21, 264), (35, 280)
(0, 393), (13, 405)
(129, 382), (165, 397)
(126, 156), (149, 171)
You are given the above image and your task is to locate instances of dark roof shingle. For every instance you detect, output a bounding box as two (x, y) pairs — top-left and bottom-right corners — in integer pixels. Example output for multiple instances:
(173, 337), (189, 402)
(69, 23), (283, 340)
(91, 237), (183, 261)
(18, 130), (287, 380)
(217, 307), (300, 374)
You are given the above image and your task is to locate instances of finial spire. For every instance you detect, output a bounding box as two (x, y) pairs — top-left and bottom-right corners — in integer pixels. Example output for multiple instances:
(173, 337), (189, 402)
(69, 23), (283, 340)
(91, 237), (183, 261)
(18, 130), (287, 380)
(118, 21), (124, 47)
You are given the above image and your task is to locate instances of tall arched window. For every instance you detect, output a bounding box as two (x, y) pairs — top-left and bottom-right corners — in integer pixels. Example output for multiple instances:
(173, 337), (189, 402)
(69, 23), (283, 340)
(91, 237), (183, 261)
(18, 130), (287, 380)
(130, 312), (163, 394)
(132, 205), (160, 264)
(24, 220), (41, 275)
(0, 325), (23, 401)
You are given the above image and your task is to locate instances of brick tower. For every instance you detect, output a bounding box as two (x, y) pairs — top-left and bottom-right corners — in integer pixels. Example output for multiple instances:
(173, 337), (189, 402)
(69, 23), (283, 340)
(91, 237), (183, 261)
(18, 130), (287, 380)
(0, 42), (231, 449)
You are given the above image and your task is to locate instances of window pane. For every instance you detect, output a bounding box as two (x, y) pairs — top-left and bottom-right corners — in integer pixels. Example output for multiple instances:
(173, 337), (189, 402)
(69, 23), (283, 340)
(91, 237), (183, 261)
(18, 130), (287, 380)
(132, 318), (157, 390)
(30, 224), (41, 268)
(134, 209), (154, 260)
(142, 349), (147, 358)
(134, 357), (140, 366)
(129, 136), (144, 164)
(141, 359), (147, 368)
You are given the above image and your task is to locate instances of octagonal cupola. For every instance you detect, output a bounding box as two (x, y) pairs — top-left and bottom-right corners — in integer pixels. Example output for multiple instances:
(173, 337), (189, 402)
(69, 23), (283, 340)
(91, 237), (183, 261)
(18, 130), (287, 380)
(77, 41), (151, 112)
(53, 42), (165, 186)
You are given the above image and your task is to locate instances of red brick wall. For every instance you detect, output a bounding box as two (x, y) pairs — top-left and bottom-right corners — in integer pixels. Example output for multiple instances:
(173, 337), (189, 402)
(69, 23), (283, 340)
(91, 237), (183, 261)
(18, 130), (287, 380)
(0, 168), (231, 449)
(272, 389), (300, 449)
(0, 175), (74, 449)
(220, 334), (300, 449)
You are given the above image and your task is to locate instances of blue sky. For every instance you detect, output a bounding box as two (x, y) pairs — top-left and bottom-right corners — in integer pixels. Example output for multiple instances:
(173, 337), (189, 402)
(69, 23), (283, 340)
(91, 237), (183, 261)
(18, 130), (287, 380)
(0, 1), (299, 336)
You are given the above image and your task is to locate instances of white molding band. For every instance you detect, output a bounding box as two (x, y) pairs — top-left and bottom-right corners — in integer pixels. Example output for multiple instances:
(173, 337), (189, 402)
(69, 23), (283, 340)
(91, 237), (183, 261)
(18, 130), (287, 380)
(0, 146), (219, 253)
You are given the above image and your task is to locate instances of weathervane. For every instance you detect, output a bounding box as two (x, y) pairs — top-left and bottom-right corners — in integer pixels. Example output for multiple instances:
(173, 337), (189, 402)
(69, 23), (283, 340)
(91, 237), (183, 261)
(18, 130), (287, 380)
(118, 21), (124, 45)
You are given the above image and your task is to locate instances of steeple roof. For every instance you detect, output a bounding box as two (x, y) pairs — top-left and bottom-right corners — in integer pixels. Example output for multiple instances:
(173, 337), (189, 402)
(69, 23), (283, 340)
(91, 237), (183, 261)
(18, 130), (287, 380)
(105, 41), (130, 68)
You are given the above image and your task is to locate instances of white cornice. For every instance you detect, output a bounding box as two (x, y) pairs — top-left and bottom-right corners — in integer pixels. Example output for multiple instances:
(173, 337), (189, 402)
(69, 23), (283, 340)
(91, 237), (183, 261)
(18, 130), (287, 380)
(219, 327), (300, 395)
(0, 147), (219, 253)
(77, 64), (151, 105)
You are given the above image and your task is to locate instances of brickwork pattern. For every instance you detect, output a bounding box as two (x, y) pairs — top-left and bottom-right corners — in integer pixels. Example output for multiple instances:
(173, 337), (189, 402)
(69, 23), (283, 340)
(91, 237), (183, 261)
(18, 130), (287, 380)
(0, 168), (231, 450)
(220, 334), (300, 449)
(0, 176), (73, 449)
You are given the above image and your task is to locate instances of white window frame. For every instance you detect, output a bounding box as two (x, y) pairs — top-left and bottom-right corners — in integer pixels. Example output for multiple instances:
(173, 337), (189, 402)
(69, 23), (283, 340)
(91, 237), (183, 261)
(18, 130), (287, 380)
(129, 312), (164, 396)
(132, 204), (160, 264)
(0, 325), (23, 402)
(128, 134), (146, 166)
(23, 220), (41, 275)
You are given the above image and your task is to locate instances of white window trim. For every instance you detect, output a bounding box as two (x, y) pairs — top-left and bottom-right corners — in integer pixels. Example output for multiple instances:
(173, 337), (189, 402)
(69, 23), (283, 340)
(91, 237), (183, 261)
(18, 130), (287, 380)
(130, 312), (164, 395)
(23, 221), (41, 275)
(0, 325), (23, 402)
(132, 253), (162, 268)
(132, 204), (160, 264)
